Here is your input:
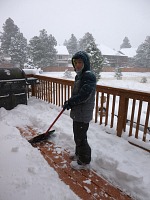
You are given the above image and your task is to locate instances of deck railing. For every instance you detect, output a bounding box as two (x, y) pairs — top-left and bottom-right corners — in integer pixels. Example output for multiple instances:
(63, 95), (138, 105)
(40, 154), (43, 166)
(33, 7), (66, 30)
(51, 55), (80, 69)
(26, 74), (150, 152)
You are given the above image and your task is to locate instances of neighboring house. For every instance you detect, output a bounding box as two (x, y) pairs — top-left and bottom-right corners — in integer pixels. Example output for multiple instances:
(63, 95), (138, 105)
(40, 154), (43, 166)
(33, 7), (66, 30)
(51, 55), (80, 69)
(55, 46), (70, 67)
(118, 48), (137, 67)
(98, 44), (128, 67)
(119, 48), (137, 58)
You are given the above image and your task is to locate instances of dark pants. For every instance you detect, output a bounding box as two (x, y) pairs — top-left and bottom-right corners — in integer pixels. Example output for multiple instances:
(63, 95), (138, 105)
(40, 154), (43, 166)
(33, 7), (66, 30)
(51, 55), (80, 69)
(73, 121), (91, 164)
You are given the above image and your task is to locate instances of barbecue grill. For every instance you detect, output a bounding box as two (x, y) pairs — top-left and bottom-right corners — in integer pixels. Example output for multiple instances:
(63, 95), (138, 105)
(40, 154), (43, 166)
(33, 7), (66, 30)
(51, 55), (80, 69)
(0, 67), (27, 110)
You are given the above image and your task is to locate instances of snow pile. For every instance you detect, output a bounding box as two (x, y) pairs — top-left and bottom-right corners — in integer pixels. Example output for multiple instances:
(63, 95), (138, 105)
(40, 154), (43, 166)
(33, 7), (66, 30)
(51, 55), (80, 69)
(0, 119), (79, 200)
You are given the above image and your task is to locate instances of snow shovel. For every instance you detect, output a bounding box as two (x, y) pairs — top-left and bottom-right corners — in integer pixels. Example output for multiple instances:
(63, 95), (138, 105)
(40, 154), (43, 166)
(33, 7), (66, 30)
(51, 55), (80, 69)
(28, 108), (65, 144)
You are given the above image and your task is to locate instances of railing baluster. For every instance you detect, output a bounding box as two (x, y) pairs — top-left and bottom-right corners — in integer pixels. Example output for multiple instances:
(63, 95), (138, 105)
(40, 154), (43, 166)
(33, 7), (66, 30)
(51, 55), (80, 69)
(56, 83), (58, 106)
(111, 95), (116, 128)
(100, 93), (104, 125)
(61, 84), (64, 106)
(143, 102), (150, 142)
(135, 100), (142, 139)
(129, 99), (136, 137)
(95, 91), (99, 123)
(58, 83), (61, 106)
(105, 94), (109, 126)
(123, 98), (129, 132)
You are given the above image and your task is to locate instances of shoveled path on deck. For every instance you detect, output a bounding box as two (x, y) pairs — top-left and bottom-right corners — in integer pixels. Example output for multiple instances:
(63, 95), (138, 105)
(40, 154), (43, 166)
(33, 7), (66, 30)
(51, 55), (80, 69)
(18, 126), (134, 200)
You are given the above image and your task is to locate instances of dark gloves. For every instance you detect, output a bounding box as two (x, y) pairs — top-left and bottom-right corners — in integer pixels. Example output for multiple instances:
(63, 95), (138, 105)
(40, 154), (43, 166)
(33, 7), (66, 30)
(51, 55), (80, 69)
(63, 101), (71, 110)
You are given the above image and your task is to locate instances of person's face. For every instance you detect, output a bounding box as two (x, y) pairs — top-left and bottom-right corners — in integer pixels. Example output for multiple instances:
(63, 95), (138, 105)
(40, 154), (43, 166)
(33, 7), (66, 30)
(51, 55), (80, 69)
(73, 58), (84, 71)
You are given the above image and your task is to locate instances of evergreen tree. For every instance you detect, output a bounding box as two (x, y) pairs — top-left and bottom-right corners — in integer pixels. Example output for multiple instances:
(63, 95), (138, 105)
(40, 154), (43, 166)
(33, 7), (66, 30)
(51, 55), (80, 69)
(85, 41), (104, 82)
(145, 36), (150, 67)
(9, 32), (28, 67)
(134, 42), (145, 67)
(120, 37), (132, 49)
(65, 34), (78, 55)
(0, 18), (19, 55)
(63, 39), (68, 46)
(0, 18), (28, 66)
(114, 67), (123, 80)
(134, 36), (150, 68)
(28, 29), (57, 68)
(28, 36), (42, 66)
(78, 32), (95, 51)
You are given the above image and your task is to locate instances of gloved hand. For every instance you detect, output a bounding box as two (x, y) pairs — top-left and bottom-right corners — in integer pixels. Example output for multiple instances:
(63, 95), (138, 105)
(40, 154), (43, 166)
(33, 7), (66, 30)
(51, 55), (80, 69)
(63, 101), (71, 110)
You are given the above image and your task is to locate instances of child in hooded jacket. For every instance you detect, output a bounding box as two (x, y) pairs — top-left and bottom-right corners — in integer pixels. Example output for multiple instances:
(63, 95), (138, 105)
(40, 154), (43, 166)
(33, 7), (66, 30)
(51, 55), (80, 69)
(63, 51), (96, 170)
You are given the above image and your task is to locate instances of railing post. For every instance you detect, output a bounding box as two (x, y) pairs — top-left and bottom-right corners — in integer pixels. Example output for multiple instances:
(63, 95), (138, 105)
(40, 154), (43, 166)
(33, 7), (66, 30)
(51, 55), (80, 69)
(116, 95), (127, 137)
(31, 84), (36, 96)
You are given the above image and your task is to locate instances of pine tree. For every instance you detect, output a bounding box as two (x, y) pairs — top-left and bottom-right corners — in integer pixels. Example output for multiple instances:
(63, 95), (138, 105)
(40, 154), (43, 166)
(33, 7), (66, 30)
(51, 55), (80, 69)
(78, 32), (95, 51)
(28, 29), (57, 68)
(134, 36), (150, 68)
(0, 18), (19, 55)
(63, 39), (68, 46)
(65, 34), (78, 56)
(0, 18), (28, 66)
(9, 32), (28, 67)
(134, 42), (145, 67)
(120, 37), (132, 49)
(85, 42), (104, 82)
(28, 36), (42, 66)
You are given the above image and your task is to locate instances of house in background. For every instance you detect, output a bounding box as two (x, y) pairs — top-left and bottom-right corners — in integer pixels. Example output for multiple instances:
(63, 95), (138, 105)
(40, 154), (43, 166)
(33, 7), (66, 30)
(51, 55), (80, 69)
(55, 46), (70, 67)
(54, 45), (138, 68)
(98, 44), (128, 67)
(118, 48), (137, 67)
(118, 48), (137, 59)
(54, 44), (129, 68)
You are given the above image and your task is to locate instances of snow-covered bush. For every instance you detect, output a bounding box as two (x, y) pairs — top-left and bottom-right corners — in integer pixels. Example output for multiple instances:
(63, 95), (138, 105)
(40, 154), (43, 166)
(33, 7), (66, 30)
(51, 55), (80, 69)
(140, 77), (147, 83)
(114, 67), (123, 80)
(63, 69), (73, 78)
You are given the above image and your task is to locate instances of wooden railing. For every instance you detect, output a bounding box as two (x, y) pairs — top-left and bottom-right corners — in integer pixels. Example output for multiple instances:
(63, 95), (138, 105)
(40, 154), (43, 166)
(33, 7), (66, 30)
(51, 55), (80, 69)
(26, 74), (150, 152)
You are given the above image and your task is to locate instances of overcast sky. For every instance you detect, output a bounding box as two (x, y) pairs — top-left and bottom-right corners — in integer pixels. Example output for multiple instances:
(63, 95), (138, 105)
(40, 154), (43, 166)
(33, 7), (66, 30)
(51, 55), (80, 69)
(0, 0), (150, 50)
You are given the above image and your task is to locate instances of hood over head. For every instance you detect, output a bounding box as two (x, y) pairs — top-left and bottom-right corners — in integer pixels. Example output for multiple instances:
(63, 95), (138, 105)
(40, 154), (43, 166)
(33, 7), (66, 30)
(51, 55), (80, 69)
(72, 51), (90, 72)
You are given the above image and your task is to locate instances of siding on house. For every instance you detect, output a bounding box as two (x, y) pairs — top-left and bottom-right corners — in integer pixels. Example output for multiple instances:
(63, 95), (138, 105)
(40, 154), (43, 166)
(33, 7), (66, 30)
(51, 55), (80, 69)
(55, 46), (70, 67)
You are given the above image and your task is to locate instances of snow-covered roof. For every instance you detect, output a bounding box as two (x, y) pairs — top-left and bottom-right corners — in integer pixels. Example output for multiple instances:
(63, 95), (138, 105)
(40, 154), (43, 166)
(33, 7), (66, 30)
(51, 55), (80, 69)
(4, 56), (11, 61)
(98, 44), (125, 56)
(119, 48), (137, 58)
(55, 45), (69, 55)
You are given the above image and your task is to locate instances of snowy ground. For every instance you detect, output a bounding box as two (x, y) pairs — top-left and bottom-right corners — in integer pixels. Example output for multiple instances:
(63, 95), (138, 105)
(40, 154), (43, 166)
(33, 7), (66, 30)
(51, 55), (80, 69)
(0, 72), (150, 200)
(41, 71), (150, 93)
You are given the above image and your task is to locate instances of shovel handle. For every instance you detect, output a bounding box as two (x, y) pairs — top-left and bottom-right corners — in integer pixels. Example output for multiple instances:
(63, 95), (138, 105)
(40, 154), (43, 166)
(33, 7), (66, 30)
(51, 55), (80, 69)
(45, 108), (65, 134)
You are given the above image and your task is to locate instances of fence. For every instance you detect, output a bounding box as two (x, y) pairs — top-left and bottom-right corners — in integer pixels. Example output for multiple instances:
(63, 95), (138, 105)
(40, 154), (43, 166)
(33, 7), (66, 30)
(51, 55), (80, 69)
(26, 74), (150, 152)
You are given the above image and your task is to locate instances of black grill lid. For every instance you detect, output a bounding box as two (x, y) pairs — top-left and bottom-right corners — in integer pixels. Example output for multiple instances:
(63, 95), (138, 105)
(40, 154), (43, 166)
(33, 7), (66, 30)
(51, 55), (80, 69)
(0, 68), (26, 81)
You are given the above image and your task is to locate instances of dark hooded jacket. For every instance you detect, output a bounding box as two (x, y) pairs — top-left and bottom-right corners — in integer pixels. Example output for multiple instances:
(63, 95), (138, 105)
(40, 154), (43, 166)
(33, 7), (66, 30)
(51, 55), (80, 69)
(68, 51), (96, 123)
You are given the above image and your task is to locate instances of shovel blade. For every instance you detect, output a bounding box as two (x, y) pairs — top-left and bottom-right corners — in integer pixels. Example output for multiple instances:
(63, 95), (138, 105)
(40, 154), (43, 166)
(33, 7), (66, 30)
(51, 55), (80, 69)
(28, 130), (55, 144)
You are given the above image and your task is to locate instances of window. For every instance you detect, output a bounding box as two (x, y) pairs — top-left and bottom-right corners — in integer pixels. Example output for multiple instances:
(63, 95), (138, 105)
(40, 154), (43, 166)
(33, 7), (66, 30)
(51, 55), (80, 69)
(58, 55), (62, 59)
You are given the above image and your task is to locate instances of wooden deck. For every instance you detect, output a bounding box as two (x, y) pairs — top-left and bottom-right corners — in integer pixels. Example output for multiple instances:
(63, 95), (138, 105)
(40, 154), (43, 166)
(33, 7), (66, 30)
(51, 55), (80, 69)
(18, 126), (134, 200)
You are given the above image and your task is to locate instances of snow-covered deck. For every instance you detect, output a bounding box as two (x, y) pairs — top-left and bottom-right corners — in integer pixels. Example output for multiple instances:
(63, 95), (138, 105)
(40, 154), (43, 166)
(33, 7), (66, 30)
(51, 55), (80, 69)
(19, 126), (133, 200)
